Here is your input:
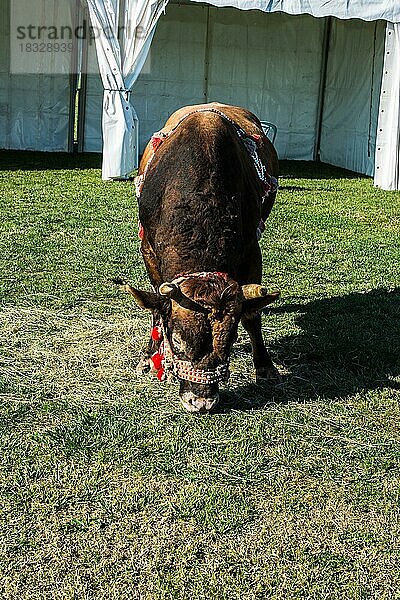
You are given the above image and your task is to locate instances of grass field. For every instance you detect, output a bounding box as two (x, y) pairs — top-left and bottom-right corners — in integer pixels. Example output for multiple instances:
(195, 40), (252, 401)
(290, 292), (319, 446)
(1, 150), (400, 599)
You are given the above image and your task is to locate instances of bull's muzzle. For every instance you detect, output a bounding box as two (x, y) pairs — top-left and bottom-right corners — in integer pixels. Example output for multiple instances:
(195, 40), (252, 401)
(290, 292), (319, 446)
(180, 391), (220, 413)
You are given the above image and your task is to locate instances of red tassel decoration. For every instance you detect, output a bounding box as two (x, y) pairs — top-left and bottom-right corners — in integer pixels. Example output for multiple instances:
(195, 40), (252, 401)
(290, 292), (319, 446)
(151, 352), (163, 370)
(138, 222), (144, 240)
(151, 135), (164, 152)
(151, 326), (162, 341)
(156, 368), (165, 381)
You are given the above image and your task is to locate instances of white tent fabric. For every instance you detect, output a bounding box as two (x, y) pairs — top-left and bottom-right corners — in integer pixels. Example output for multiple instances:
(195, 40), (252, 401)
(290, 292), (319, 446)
(84, 0), (400, 190)
(0, 0), (72, 152)
(374, 22), (400, 190)
(191, 0), (400, 23)
(319, 19), (385, 177)
(83, 6), (385, 169)
(83, 7), (327, 160)
(86, 0), (167, 180)
(189, 0), (400, 190)
(83, 3), (210, 154)
(202, 9), (324, 160)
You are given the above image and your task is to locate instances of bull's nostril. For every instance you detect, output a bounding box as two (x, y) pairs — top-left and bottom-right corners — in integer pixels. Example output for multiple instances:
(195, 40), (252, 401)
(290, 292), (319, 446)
(180, 392), (219, 413)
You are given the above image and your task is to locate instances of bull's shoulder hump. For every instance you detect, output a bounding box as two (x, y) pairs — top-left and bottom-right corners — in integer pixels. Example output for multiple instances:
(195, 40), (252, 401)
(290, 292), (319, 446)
(163, 102), (260, 134)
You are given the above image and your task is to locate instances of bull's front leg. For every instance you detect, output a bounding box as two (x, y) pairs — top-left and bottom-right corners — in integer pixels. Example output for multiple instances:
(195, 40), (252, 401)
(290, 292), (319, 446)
(241, 312), (280, 382)
(135, 236), (164, 375)
(135, 311), (164, 375)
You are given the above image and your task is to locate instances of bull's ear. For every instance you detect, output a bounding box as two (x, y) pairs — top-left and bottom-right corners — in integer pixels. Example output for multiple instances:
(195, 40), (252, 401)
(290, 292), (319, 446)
(242, 290), (280, 314)
(112, 278), (161, 310)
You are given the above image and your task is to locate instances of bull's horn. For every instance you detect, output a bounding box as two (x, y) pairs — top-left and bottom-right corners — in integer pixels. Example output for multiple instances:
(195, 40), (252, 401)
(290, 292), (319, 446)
(159, 281), (209, 313)
(241, 284), (271, 300)
(159, 282), (180, 298)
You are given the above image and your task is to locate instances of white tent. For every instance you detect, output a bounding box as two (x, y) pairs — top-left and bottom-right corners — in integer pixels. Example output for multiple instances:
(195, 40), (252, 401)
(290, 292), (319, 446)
(0, 0), (399, 190)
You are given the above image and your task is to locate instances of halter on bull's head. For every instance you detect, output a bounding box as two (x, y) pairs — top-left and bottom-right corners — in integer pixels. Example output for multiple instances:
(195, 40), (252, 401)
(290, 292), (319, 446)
(117, 272), (279, 413)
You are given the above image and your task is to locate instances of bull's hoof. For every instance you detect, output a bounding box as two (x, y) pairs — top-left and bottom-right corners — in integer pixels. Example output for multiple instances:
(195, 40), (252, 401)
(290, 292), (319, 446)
(256, 365), (282, 384)
(136, 357), (152, 376)
(180, 392), (220, 414)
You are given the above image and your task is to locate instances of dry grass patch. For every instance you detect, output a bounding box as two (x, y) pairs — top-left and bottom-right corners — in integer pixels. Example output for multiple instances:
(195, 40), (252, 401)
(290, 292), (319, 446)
(0, 304), (145, 405)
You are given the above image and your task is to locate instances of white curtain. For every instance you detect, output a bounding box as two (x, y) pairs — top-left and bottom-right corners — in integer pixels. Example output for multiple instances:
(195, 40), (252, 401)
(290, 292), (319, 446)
(374, 22), (400, 191)
(86, 0), (168, 180)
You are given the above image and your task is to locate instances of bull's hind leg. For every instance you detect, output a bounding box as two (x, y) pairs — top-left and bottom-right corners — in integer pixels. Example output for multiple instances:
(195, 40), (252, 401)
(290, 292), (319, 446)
(241, 313), (280, 382)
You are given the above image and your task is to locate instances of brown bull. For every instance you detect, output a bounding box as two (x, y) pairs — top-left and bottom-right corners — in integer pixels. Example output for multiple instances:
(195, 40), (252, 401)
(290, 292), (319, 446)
(118, 102), (280, 413)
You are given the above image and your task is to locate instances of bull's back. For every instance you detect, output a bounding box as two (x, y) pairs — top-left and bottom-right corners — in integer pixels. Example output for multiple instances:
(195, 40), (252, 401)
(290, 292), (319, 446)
(138, 102), (278, 180)
(138, 108), (266, 279)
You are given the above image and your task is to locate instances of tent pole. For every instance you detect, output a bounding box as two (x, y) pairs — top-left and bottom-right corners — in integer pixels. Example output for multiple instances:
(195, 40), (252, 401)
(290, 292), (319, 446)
(367, 21), (378, 158)
(77, 4), (89, 153)
(118, 0), (126, 43)
(314, 16), (332, 162)
(68, 0), (81, 153)
(203, 6), (211, 103)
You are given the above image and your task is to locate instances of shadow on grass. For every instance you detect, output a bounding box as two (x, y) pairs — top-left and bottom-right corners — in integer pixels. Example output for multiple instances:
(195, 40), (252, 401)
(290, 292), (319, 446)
(279, 160), (369, 181)
(222, 288), (400, 412)
(0, 151), (367, 182)
(0, 150), (102, 171)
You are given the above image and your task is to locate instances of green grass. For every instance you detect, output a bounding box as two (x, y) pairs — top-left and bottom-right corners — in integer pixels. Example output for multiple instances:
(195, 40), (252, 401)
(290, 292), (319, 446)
(1, 150), (400, 599)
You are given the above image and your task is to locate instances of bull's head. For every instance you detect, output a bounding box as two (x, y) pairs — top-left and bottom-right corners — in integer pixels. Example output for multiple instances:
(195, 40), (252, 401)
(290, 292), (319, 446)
(117, 275), (279, 413)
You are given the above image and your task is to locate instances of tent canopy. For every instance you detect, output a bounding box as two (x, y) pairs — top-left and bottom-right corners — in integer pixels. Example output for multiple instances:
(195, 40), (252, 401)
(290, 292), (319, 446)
(191, 0), (400, 22)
